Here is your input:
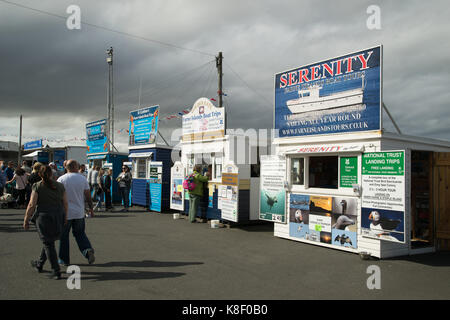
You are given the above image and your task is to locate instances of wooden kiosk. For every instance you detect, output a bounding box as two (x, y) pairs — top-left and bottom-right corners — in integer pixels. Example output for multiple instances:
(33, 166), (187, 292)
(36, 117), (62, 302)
(265, 45), (450, 258)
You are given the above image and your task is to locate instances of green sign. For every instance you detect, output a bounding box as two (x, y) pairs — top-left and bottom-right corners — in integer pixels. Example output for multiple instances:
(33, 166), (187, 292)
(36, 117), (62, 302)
(340, 156), (358, 188)
(362, 152), (404, 175)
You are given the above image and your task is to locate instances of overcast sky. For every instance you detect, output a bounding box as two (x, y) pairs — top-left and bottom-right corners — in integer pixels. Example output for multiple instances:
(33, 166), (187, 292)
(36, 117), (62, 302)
(0, 0), (449, 152)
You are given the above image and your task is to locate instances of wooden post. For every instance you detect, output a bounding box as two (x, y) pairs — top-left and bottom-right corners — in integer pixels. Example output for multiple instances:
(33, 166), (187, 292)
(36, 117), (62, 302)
(216, 52), (223, 108)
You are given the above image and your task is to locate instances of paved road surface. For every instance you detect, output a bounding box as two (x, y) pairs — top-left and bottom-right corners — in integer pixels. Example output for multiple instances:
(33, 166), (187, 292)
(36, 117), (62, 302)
(1, 208), (449, 299)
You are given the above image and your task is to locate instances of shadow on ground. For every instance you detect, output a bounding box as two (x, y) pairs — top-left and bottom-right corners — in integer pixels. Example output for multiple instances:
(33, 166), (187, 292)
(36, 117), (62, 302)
(33, 269), (185, 282)
(91, 215), (135, 219)
(385, 251), (450, 267)
(233, 223), (274, 233)
(79, 260), (204, 268)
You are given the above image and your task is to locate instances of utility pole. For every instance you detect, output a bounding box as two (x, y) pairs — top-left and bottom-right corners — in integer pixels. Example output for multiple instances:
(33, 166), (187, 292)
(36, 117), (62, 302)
(18, 115), (22, 165)
(216, 52), (223, 108)
(106, 47), (114, 152)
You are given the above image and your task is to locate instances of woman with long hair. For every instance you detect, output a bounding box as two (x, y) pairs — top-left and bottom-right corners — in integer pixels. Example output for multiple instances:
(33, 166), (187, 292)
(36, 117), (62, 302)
(23, 165), (68, 280)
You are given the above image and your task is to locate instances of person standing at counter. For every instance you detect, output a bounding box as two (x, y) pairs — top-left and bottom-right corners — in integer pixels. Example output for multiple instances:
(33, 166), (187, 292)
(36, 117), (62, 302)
(188, 165), (210, 223)
(117, 165), (132, 212)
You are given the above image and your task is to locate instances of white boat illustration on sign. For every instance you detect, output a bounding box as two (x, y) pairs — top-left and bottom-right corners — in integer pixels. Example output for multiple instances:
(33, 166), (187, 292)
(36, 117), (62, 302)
(286, 75), (365, 114)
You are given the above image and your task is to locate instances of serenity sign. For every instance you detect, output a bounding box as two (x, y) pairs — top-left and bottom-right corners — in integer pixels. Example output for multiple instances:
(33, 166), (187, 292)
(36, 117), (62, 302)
(274, 46), (382, 138)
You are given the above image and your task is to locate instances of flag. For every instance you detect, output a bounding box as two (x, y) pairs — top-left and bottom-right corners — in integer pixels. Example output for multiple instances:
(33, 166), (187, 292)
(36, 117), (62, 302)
(210, 98), (216, 101)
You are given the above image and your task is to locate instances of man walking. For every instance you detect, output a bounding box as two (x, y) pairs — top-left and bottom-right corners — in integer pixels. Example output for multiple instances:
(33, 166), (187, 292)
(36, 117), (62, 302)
(57, 160), (95, 265)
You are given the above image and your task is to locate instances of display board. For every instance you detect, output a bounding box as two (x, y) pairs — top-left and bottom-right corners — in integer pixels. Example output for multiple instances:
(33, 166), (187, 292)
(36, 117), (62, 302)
(340, 156), (358, 188)
(24, 139), (42, 151)
(182, 97), (225, 141)
(219, 163), (239, 222)
(53, 150), (66, 171)
(129, 106), (159, 147)
(274, 46), (382, 138)
(259, 155), (286, 223)
(86, 119), (108, 155)
(361, 151), (405, 243)
(148, 161), (163, 212)
(170, 161), (185, 211)
(289, 193), (358, 249)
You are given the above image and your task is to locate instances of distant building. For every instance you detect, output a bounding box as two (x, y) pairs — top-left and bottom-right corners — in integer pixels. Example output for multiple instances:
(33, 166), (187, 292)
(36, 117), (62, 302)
(0, 140), (19, 165)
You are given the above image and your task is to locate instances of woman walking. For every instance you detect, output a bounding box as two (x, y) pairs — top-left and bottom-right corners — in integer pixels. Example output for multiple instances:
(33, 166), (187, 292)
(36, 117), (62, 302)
(23, 165), (68, 280)
(6, 167), (29, 209)
(117, 165), (132, 212)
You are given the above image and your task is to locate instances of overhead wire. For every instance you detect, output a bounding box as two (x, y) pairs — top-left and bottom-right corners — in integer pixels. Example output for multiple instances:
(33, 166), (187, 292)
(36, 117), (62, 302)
(0, 0), (215, 57)
(115, 59), (215, 104)
(224, 61), (273, 109)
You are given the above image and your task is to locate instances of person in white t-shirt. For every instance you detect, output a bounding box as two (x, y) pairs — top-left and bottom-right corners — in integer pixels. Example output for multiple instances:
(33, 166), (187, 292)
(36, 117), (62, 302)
(57, 160), (95, 266)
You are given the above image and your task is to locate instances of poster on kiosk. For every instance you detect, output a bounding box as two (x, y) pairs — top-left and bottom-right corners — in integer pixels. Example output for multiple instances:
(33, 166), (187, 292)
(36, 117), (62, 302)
(219, 163), (239, 222)
(170, 161), (185, 211)
(361, 151), (406, 243)
(148, 161), (163, 212)
(259, 155), (286, 223)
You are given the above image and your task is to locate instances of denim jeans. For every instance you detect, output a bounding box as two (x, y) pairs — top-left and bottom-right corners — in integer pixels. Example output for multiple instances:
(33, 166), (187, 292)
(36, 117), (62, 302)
(58, 218), (93, 264)
(120, 187), (130, 208)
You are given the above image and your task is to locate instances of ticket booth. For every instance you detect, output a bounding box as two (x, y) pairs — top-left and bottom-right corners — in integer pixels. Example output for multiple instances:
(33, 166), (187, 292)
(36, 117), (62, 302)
(129, 146), (173, 212)
(127, 105), (173, 212)
(266, 45), (450, 258)
(170, 97), (265, 223)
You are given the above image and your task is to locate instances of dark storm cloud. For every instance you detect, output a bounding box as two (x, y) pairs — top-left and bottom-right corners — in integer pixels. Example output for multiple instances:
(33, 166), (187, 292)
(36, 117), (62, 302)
(1, 0), (450, 150)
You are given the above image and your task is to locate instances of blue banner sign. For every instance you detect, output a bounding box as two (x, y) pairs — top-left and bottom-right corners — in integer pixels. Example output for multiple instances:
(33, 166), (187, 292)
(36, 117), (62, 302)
(274, 46), (382, 138)
(129, 106), (159, 146)
(24, 139), (42, 150)
(86, 119), (108, 155)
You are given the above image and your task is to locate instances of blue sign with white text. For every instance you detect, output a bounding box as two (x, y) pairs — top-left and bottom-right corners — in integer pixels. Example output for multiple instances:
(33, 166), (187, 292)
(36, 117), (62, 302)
(86, 119), (108, 155)
(274, 46), (382, 137)
(24, 139), (42, 150)
(129, 106), (159, 146)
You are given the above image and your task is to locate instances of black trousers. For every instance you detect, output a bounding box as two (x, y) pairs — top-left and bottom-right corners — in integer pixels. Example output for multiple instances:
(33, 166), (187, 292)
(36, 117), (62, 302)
(16, 189), (26, 206)
(38, 241), (60, 272)
(105, 190), (112, 208)
(35, 211), (63, 272)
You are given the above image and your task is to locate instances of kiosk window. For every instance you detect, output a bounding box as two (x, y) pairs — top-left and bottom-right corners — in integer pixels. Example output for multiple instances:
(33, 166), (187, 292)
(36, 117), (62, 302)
(213, 154), (222, 180)
(309, 156), (338, 189)
(136, 158), (147, 178)
(291, 158), (304, 185)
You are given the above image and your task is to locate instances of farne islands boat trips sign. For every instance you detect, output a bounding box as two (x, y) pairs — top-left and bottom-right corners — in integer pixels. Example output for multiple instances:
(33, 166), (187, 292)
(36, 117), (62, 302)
(274, 46), (382, 138)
